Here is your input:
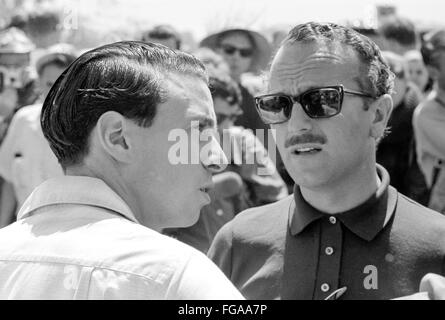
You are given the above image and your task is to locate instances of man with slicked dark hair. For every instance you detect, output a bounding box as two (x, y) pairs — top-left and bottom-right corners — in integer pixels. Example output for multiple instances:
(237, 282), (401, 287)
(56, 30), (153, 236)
(0, 41), (243, 300)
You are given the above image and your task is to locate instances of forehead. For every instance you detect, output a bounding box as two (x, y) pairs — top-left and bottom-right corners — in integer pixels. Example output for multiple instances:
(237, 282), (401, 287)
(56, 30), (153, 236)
(407, 59), (423, 67)
(268, 41), (363, 95)
(40, 64), (65, 77)
(220, 32), (252, 47)
(156, 74), (215, 128)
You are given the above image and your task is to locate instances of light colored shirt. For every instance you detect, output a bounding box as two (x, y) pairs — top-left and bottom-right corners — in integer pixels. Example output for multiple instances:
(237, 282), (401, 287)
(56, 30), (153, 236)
(0, 103), (63, 207)
(413, 94), (445, 186)
(0, 176), (244, 300)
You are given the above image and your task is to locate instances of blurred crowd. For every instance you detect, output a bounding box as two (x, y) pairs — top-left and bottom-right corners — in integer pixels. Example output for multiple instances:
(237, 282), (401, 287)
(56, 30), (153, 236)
(0, 4), (445, 255)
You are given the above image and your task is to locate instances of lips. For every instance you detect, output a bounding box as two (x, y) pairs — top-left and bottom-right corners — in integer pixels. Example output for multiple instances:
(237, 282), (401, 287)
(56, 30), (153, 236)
(289, 145), (323, 155)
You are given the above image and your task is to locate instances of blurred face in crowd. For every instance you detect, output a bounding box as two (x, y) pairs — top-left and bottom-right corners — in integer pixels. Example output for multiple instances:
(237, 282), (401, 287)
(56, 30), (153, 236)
(392, 69), (408, 107)
(406, 58), (429, 91)
(124, 75), (226, 230)
(218, 32), (254, 81)
(0, 52), (30, 117)
(38, 64), (66, 99)
(213, 96), (242, 132)
(268, 41), (390, 190)
(428, 49), (445, 90)
(145, 37), (178, 50)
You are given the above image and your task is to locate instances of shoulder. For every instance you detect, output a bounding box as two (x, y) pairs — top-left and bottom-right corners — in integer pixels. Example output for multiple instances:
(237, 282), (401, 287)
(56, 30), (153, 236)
(416, 98), (444, 118)
(107, 221), (242, 299)
(395, 194), (445, 242)
(8, 104), (42, 134)
(216, 195), (293, 243)
(13, 104), (42, 123)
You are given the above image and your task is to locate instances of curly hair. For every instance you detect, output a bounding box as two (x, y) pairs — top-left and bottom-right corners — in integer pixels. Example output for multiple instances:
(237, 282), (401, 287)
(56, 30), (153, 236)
(283, 22), (394, 99)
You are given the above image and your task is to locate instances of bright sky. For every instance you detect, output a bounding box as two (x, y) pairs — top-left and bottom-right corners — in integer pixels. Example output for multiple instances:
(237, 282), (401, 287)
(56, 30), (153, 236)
(69, 0), (445, 39)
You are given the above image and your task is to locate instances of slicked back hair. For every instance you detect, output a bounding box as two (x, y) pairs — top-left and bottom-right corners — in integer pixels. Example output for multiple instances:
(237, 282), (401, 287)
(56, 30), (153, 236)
(41, 41), (207, 169)
(282, 22), (394, 98)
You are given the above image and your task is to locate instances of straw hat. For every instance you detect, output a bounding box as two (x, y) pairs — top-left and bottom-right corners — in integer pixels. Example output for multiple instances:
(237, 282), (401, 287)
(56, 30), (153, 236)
(200, 28), (272, 74)
(35, 43), (77, 74)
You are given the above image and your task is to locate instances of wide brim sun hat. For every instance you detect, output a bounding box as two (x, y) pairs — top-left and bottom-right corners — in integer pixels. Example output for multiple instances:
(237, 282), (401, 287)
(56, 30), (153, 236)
(200, 28), (272, 74)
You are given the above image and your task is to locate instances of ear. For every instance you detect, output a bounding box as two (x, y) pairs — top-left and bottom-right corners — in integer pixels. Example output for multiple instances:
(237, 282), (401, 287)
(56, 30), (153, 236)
(95, 111), (132, 163)
(369, 94), (393, 140)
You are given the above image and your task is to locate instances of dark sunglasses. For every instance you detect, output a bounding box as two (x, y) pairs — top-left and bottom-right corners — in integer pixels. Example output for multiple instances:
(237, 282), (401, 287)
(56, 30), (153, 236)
(254, 85), (376, 124)
(221, 44), (253, 58)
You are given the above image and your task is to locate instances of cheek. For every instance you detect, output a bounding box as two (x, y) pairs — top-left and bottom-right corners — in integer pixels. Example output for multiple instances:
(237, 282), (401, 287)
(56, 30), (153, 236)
(241, 58), (252, 69)
(271, 125), (287, 149)
(327, 116), (369, 151)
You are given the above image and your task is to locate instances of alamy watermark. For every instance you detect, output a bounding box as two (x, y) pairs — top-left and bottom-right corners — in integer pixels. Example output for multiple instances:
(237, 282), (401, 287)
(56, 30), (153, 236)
(167, 121), (278, 176)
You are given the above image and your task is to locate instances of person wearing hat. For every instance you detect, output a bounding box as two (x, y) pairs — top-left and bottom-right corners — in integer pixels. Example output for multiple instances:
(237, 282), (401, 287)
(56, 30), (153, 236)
(0, 27), (38, 227)
(0, 27), (37, 120)
(0, 43), (77, 225)
(200, 28), (272, 144)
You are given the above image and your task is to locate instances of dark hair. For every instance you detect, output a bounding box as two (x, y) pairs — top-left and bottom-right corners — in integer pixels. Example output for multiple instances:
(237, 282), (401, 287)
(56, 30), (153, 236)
(421, 29), (445, 68)
(26, 7), (60, 36)
(209, 71), (242, 106)
(379, 16), (417, 47)
(283, 22), (394, 98)
(41, 41), (207, 168)
(37, 53), (77, 76)
(141, 25), (181, 50)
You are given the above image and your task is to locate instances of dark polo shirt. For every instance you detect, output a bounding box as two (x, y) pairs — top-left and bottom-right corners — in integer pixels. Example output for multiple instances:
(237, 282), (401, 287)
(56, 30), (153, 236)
(208, 165), (445, 300)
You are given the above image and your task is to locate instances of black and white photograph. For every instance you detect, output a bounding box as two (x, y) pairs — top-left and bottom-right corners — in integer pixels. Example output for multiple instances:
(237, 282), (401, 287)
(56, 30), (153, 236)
(0, 0), (444, 306)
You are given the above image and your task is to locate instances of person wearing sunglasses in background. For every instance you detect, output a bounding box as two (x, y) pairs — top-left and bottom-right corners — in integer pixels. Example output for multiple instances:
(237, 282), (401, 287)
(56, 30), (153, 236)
(200, 28), (272, 144)
(208, 22), (445, 300)
(201, 28), (294, 193)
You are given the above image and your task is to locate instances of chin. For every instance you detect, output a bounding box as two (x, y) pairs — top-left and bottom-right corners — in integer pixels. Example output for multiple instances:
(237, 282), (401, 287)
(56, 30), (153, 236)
(289, 168), (331, 189)
(179, 205), (202, 227)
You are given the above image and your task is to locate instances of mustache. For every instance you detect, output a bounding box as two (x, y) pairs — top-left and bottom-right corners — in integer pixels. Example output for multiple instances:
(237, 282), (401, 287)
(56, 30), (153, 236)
(284, 133), (327, 148)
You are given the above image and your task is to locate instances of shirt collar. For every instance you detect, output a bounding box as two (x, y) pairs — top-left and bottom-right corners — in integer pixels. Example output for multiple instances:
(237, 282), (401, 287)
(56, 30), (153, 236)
(17, 175), (139, 223)
(290, 164), (398, 241)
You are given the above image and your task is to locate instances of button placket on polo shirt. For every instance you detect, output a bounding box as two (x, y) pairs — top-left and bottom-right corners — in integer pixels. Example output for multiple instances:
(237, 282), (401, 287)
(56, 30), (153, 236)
(314, 215), (343, 300)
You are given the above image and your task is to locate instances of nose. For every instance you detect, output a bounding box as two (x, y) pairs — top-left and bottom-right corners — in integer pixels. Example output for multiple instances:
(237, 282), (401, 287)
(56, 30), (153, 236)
(287, 101), (313, 133)
(200, 135), (228, 173)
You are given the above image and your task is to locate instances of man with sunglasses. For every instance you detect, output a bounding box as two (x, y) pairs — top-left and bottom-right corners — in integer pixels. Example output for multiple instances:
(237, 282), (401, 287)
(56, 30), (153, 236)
(208, 22), (445, 300)
(200, 29), (272, 142)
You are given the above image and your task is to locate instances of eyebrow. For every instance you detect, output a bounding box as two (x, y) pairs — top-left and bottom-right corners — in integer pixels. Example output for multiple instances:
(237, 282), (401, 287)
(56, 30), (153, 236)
(267, 85), (320, 97)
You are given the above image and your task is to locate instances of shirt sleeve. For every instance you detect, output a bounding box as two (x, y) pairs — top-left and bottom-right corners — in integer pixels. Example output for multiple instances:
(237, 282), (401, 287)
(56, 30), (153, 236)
(166, 245), (244, 300)
(414, 106), (445, 158)
(207, 222), (234, 281)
